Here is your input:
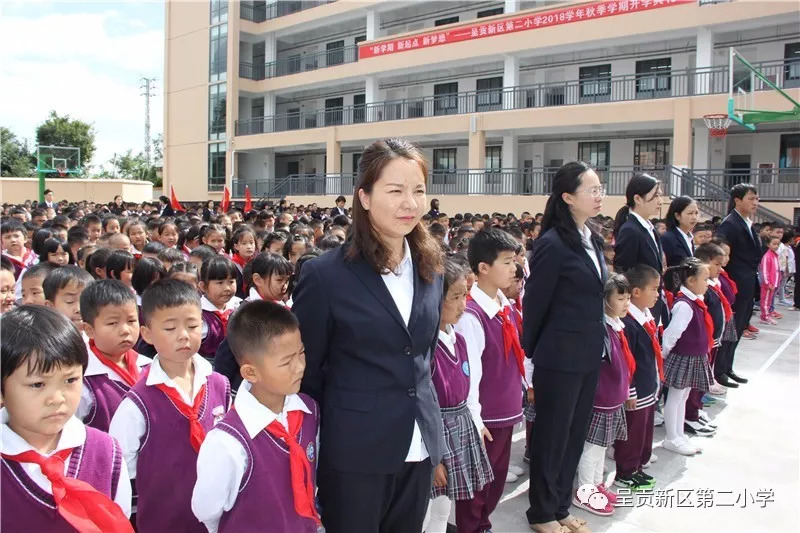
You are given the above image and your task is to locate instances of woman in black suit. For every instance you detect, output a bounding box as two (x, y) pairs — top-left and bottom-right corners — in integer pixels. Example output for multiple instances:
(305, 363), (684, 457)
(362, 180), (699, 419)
(292, 139), (444, 533)
(660, 196), (699, 267)
(524, 161), (608, 533)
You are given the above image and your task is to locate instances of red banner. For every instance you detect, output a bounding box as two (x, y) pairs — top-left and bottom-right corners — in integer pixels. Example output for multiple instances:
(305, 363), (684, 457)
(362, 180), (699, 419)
(359, 0), (693, 60)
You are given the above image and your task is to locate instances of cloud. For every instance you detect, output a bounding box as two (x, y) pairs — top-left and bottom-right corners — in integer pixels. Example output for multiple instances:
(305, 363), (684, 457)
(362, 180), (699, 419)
(0, 8), (164, 170)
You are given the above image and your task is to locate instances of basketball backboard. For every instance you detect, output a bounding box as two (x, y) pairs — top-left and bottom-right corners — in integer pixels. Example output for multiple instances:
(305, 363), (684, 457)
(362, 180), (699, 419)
(36, 145), (81, 176)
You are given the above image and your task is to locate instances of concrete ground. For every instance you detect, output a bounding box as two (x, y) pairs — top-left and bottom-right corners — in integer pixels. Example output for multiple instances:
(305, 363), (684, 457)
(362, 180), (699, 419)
(481, 310), (800, 533)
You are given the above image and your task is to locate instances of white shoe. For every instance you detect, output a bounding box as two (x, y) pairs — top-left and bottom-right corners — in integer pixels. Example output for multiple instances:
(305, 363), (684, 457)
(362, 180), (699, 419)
(662, 438), (697, 456)
(681, 436), (703, 454)
(506, 471), (519, 483)
(508, 464), (525, 476)
(698, 411), (718, 429)
(654, 411), (665, 426)
(685, 420), (716, 437)
(643, 453), (658, 468)
(708, 383), (727, 396)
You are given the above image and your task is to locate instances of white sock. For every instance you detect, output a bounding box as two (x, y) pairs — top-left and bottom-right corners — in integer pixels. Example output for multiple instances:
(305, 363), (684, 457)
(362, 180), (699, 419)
(664, 386), (689, 443)
(577, 441), (604, 488)
(422, 495), (451, 533)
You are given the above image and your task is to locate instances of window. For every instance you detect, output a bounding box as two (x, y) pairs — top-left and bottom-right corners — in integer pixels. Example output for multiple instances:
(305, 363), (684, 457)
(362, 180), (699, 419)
(210, 0), (227, 24)
(485, 146), (502, 170)
(434, 82), (459, 116)
(779, 134), (800, 168)
(209, 83), (226, 139)
(477, 7), (504, 18)
(433, 148), (457, 184)
(634, 139), (670, 170)
(579, 64), (611, 98)
(325, 97), (344, 126)
(353, 153), (361, 173)
(209, 24), (227, 82)
(578, 142), (610, 170)
(636, 58), (671, 95)
(435, 16), (459, 26)
(355, 35), (367, 45)
(208, 142), (226, 191)
(353, 94), (366, 124)
(476, 77), (503, 111)
(326, 40), (345, 67)
(785, 43), (800, 86)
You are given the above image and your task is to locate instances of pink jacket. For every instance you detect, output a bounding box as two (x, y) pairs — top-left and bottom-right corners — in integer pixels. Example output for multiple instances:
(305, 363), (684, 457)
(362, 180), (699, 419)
(759, 249), (779, 290)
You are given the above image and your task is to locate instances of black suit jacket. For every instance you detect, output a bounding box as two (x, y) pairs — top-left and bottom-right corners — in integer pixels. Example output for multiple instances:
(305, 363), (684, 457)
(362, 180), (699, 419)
(522, 228), (608, 373)
(161, 204), (175, 217)
(660, 226), (693, 267)
(614, 217), (668, 322)
(716, 210), (762, 285)
(293, 244), (444, 474)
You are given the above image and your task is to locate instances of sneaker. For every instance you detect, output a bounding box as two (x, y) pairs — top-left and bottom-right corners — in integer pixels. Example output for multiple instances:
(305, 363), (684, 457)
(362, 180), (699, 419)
(614, 474), (647, 491)
(708, 383), (727, 396)
(685, 420), (716, 437)
(572, 490), (614, 516)
(597, 483), (618, 505)
(653, 411), (665, 426)
(747, 324), (760, 333)
(742, 330), (758, 340)
(662, 438), (697, 456)
(523, 450), (530, 464)
(702, 394), (717, 405)
(772, 311), (784, 319)
(508, 464), (526, 477)
(759, 318), (778, 325)
(698, 410), (718, 429)
(506, 471), (519, 483)
(633, 471), (656, 489)
(643, 453), (657, 469)
(681, 437), (703, 454)
(779, 300), (793, 306)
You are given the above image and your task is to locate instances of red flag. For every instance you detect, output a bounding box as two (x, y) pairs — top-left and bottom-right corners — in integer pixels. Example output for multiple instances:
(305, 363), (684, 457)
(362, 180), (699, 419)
(170, 186), (184, 212)
(244, 185), (252, 213)
(221, 186), (231, 213)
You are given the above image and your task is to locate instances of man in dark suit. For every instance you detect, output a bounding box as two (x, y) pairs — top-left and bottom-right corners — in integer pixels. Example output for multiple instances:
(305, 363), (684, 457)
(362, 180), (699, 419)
(42, 189), (57, 211)
(329, 195), (347, 217)
(714, 183), (761, 387)
(159, 195), (175, 217)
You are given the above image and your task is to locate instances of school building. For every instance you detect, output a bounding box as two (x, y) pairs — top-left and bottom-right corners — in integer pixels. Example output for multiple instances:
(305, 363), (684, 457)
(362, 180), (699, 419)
(163, 0), (800, 221)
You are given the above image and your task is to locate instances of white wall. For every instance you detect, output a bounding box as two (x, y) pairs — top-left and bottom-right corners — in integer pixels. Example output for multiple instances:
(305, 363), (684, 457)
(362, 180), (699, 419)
(725, 132), (783, 167)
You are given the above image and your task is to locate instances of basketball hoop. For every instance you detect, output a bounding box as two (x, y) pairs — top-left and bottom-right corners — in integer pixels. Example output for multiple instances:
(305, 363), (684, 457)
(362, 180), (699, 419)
(703, 114), (732, 138)
(56, 166), (67, 178)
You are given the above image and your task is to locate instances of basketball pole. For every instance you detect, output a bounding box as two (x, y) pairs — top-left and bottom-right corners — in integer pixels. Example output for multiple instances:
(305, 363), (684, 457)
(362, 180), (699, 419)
(38, 170), (46, 204)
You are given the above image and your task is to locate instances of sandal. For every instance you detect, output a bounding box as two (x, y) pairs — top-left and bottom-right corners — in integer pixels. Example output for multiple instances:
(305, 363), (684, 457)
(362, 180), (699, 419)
(558, 515), (592, 533)
(529, 522), (572, 533)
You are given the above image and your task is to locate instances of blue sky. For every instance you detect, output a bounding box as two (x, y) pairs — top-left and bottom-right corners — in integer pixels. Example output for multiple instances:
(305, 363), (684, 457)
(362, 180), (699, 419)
(0, 1), (165, 171)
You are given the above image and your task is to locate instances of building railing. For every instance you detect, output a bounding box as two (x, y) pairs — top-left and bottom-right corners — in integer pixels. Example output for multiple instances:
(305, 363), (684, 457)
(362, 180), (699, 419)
(240, 0), (336, 23)
(240, 45), (359, 80)
(236, 59), (798, 135)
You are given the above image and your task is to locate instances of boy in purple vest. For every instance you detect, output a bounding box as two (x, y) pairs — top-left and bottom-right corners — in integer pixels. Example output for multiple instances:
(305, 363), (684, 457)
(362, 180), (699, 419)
(110, 279), (231, 532)
(455, 228), (524, 533)
(192, 300), (320, 533)
(77, 280), (152, 432)
(1, 305), (133, 532)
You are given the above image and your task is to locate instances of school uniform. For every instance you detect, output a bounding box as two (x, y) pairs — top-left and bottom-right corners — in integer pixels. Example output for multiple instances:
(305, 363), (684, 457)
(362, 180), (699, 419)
(192, 382), (319, 533)
(76, 341), (152, 432)
(1, 411), (132, 531)
(133, 295), (158, 358)
(109, 355), (231, 533)
(684, 281), (725, 424)
(660, 226), (694, 267)
(614, 304), (661, 479)
(3, 248), (36, 280)
(231, 254), (248, 299)
(662, 288), (715, 392)
(199, 295), (242, 360)
(455, 284), (524, 533)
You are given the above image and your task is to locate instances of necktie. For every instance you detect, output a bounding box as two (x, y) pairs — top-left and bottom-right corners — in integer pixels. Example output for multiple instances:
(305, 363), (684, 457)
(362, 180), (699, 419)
(1, 449), (133, 533)
(719, 269), (738, 296)
(616, 330), (636, 383)
(264, 411), (320, 525)
(88, 340), (141, 387)
(154, 383), (208, 453)
(213, 309), (234, 335)
(497, 307), (528, 387)
(694, 298), (716, 353)
(709, 284), (733, 322)
(642, 319), (665, 381)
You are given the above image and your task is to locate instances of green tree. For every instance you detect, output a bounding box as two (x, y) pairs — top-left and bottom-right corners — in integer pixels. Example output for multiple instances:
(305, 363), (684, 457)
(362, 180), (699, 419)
(0, 127), (34, 177)
(111, 150), (158, 182)
(35, 111), (97, 167)
(152, 133), (163, 164)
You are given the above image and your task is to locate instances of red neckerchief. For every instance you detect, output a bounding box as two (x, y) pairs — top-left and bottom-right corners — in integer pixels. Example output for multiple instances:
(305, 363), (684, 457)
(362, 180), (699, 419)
(615, 329), (637, 382)
(719, 269), (738, 296)
(213, 309), (234, 335)
(182, 244), (192, 257)
(1, 449), (134, 533)
(154, 383), (208, 453)
(664, 290), (675, 310)
(692, 297), (716, 353)
(640, 318), (665, 381)
(231, 253), (249, 269)
(709, 283), (733, 322)
(3, 248), (35, 270)
(497, 306), (528, 387)
(87, 340), (141, 387)
(264, 411), (320, 525)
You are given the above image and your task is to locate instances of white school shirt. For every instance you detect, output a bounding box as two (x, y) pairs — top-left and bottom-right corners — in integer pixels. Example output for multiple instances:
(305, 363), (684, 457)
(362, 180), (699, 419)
(578, 224), (602, 278)
(109, 354), (215, 479)
(191, 382), (313, 533)
(630, 210), (658, 248)
(438, 324), (457, 355)
(0, 410), (132, 517)
(455, 283), (514, 433)
(661, 286), (703, 358)
(679, 228), (694, 255)
(76, 347), (152, 421)
(380, 239), (429, 462)
(201, 295), (242, 338)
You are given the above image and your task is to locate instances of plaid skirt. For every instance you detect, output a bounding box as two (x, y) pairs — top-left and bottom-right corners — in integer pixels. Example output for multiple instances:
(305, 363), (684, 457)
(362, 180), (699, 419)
(585, 406), (627, 447)
(523, 401), (536, 422)
(722, 316), (738, 342)
(431, 402), (494, 500)
(663, 352), (714, 391)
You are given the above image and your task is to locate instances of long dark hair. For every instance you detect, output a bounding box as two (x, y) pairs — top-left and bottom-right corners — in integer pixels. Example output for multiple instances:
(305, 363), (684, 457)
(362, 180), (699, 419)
(541, 161), (602, 253)
(348, 138), (443, 282)
(613, 173), (660, 236)
(665, 196), (696, 230)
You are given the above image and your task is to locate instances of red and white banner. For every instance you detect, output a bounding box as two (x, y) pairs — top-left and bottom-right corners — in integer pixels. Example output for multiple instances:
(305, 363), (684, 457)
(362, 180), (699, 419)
(358, 0), (693, 60)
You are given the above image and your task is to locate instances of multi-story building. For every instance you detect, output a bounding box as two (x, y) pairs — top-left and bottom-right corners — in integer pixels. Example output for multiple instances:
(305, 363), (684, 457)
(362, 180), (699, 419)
(164, 0), (800, 220)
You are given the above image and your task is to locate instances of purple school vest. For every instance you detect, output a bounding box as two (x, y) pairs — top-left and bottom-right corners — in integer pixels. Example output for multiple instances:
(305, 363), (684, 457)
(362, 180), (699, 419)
(431, 333), (470, 408)
(1, 427), (123, 532)
(215, 394), (319, 533)
(199, 310), (226, 358)
(672, 294), (709, 356)
(464, 301), (523, 428)
(719, 276), (736, 307)
(84, 365), (149, 433)
(127, 372), (230, 533)
(594, 325), (631, 411)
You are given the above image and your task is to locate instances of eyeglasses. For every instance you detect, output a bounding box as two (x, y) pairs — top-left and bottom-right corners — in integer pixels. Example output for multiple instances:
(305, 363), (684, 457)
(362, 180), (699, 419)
(577, 187), (607, 198)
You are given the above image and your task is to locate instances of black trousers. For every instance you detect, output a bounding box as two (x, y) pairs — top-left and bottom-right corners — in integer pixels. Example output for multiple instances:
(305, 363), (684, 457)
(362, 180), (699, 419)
(715, 273), (756, 377)
(318, 459), (433, 533)
(527, 366), (599, 524)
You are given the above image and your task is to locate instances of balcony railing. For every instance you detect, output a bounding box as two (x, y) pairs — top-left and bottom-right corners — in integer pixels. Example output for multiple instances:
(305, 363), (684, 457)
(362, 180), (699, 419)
(233, 166), (799, 202)
(240, 0), (336, 23)
(236, 59), (798, 135)
(240, 45), (359, 80)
